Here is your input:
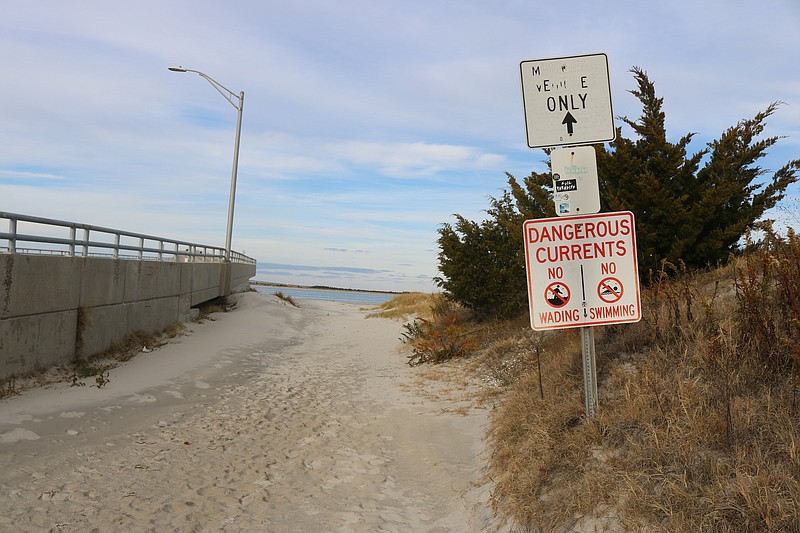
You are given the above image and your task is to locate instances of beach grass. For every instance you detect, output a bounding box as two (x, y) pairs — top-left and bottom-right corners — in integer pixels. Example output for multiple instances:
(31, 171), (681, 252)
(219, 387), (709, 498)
(368, 292), (443, 320)
(410, 232), (800, 531)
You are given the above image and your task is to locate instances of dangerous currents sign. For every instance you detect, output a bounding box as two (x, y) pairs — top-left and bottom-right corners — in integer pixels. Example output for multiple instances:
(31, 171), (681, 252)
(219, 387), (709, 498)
(523, 211), (641, 331)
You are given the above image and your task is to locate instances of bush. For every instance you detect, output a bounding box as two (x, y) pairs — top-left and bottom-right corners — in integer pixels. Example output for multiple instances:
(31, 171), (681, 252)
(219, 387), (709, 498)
(274, 291), (299, 307)
(400, 298), (479, 366)
(734, 226), (800, 380)
(401, 317), (479, 366)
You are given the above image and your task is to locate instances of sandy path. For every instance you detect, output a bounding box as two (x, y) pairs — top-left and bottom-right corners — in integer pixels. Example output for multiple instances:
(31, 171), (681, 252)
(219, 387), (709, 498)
(0, 292), (500, 532)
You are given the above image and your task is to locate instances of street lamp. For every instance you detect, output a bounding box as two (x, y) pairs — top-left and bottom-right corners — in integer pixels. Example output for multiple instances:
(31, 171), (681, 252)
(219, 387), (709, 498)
(168, 66), (244, 262)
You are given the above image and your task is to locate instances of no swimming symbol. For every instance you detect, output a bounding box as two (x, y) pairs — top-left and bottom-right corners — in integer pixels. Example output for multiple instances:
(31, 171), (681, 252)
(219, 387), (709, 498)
(597, 277), (623, 303)
(545, 282), (570, 308)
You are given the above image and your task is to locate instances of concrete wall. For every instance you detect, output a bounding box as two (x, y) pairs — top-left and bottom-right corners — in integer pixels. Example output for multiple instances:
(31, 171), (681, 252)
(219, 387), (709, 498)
(0, 254), (256, 380)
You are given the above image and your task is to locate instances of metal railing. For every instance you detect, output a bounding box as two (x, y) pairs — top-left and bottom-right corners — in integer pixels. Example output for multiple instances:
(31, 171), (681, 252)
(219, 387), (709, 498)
(0, 211), (256, 265)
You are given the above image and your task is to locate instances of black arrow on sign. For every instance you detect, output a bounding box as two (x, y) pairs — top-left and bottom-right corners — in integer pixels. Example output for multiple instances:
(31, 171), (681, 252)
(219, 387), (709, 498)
(562, 112), (577, 135)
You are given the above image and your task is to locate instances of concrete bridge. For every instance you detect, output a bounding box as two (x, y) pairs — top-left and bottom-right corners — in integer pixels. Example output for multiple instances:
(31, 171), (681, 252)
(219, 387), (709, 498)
(0, 212), (257, 381)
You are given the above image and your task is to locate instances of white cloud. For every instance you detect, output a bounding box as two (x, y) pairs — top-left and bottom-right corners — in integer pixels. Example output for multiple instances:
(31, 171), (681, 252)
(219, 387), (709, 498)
(0, 170), (65, 181)
(324, 140), (504, 178)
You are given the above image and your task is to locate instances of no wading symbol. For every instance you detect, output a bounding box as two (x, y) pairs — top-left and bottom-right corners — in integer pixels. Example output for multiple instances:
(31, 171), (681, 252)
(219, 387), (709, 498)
(597, 277), (623, 303)
(545, 282), (570, 308)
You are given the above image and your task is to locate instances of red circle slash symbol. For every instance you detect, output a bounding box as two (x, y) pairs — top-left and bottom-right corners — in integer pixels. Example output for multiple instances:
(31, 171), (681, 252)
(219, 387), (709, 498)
(545, 282), (570, 308)
(597, 277), (623, 303)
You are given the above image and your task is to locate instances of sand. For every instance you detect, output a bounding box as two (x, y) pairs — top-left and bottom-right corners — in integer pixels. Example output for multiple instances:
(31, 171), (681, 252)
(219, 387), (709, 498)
(0, 292), (504, 532)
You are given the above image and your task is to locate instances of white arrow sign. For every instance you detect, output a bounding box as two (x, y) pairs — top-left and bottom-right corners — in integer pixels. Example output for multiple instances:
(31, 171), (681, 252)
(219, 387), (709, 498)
(520, 53), (616, 149)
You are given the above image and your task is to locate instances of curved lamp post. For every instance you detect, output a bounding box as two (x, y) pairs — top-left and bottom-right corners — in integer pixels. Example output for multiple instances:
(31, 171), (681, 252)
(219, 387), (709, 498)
(168, 66), (244, 262)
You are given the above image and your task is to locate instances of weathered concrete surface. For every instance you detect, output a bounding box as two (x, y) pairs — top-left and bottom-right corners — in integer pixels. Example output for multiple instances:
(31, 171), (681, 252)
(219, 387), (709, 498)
(0, 254), (255, 380)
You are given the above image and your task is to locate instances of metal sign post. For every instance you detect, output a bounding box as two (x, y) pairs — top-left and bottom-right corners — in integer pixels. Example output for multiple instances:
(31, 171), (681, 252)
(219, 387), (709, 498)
(553, 145), (602, 417)
(523, 211), (641, 418)
(581, 326), (599, 417)
(519, 53), (635, 418)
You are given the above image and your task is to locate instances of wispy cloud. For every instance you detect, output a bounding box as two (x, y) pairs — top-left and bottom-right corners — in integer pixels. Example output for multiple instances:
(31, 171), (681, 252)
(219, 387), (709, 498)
(0, 169), (66, 181)
(324, 140), (505, 178)
(323, 248), (369, 254)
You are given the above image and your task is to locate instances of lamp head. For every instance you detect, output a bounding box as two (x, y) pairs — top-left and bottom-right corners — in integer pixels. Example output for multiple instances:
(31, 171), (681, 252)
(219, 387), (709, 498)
(168, 66), (188, 72)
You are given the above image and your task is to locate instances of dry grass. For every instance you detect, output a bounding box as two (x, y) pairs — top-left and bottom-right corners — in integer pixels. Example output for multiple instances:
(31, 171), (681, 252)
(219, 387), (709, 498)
(368, 292), (444, 320)
(483, 329), (619, 531)
(273, 291), (299, 307)
(414, 231), (800, 532)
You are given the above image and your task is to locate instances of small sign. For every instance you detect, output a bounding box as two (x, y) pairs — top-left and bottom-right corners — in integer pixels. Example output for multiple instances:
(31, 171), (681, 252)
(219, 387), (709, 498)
(550, 146), (600, 216)
(555, 179), (578, 192)
(523, 211), (641, 330)
(520, 53), (615, 148)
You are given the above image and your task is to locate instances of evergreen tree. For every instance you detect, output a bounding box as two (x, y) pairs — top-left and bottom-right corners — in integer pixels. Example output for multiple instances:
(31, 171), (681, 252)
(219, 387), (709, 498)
(597, 67), (799, 275)
(687, 102), (799, 266)
(434, 171), (553, 318)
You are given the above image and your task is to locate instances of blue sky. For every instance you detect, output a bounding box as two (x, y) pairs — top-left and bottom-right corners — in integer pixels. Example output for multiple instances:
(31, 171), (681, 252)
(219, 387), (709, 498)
(2, 0), (799, 292)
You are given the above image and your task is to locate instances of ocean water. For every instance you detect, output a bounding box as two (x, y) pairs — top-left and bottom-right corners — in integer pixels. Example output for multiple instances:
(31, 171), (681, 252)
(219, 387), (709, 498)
(253, 285), (396, 305)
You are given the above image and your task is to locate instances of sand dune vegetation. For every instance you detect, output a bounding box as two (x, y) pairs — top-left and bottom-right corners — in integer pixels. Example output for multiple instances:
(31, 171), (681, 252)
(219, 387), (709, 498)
(400, 229), (800, 532)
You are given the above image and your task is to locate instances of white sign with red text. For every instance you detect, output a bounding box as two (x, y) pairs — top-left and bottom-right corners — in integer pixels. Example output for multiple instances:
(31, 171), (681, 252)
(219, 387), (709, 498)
(523, 211), (641, 331)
